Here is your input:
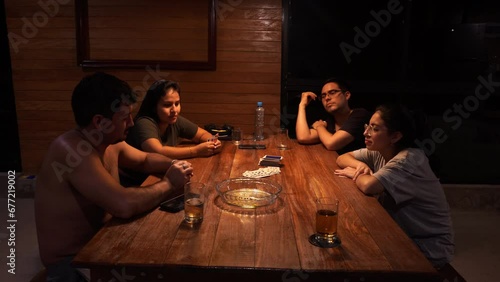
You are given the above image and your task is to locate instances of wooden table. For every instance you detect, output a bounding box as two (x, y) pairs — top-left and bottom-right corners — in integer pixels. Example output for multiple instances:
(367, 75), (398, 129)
(73, 136), (439, 282)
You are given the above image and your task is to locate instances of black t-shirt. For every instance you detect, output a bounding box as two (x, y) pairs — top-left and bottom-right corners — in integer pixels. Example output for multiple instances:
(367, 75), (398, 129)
(325, 108), (372, 155)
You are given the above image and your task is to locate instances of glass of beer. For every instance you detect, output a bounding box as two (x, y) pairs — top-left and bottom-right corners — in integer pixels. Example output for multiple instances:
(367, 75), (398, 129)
(184, 182), (206, 224)
(309, 197), (341, 248)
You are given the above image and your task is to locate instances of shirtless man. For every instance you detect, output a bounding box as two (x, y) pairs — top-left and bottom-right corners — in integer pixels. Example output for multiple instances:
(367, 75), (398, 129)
(295, 78), (371, 154)
(35, 72), (193, 281)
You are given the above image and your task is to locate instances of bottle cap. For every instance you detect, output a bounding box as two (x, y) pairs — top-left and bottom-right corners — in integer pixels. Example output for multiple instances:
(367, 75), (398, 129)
(257, 101), (263, 107)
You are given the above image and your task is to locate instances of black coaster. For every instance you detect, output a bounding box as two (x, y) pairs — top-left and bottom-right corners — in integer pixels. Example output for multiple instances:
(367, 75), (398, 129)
(308, 234), (341, 248)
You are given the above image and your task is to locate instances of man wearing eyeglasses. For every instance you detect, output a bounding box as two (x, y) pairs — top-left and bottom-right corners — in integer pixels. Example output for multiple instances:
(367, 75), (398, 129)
(295, 78), (371, 154)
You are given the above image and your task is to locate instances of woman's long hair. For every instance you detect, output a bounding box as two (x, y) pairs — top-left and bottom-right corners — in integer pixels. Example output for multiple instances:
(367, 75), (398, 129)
(135, 80), (181, 122)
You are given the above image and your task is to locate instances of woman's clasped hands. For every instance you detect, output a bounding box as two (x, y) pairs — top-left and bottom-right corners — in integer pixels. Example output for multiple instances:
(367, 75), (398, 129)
(334, 163), (372, 181)
(193, 136), (222, 157)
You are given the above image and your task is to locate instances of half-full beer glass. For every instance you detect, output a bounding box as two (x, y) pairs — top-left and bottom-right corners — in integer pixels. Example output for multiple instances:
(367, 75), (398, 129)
(184, 182), (206, 224)
(309, 197), (341, 248)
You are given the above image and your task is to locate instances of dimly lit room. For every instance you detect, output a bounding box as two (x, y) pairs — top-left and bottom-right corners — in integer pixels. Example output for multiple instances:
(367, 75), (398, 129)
(1, 0), (499, 281)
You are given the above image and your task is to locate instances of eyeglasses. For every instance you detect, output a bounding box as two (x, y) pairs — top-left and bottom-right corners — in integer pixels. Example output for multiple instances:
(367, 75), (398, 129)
(364, 124), (385, 135)
(320, 89), (344, 100)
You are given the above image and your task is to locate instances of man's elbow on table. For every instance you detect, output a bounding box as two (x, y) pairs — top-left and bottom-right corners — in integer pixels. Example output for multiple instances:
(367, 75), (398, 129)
(106, 197), (141, 219)
(296, 134), (317, 144)
(323, 141), (345, 151)
(323, 132), (353, 151)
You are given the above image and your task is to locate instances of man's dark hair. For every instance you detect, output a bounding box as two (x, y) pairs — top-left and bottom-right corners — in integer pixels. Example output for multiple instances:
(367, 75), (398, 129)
(71, 72), (137, 127)
(322, 77), (351, 92)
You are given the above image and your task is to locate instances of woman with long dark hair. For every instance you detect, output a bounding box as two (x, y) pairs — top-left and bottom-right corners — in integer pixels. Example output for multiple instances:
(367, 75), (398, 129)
(127, 79), (221, 159)
(121, 79), (221, 186)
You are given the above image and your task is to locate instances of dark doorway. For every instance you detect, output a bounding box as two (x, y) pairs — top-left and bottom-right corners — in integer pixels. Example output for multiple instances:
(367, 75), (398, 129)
(0, 0), (22, 172)
(281, 0), (500, 184)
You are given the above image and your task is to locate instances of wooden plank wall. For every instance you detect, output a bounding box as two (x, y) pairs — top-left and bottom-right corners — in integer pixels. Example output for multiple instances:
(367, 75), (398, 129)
(87, 0), (210, 62)
(6, 0), (282, 174)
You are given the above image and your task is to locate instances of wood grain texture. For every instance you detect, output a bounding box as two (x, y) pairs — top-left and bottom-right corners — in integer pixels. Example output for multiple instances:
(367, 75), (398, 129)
(7, 0), (282, 173)
(73, 136), (439, 281)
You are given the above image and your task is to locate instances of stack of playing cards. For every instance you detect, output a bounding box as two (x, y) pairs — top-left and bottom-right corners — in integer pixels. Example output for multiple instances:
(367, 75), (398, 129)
(258, 155), (283, 167)
(243, 167), (281, 178)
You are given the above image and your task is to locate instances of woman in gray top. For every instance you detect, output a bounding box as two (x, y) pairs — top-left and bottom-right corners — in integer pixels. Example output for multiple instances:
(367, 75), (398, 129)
(122, 80), (221, 186)
(335, 104), (454, 270)
(126, 79), (221, 159)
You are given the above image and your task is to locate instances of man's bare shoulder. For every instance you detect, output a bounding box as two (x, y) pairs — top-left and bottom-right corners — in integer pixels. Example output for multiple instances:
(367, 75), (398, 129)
(41, 129), (108, 181)
(44, 130), (85, 159)
(37, 130), (88, 190)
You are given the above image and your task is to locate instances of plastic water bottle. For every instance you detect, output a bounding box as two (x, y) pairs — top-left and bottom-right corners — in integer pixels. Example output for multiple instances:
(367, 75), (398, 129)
(254, 101), (265, 140)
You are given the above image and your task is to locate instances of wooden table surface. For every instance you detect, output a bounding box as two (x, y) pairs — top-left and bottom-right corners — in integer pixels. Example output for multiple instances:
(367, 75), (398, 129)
(73, 136), (439, 282)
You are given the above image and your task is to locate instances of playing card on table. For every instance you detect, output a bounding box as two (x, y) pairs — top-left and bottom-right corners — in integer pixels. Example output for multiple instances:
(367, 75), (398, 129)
(243, 167), (281, 178)
(258, 155), (283, 167)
